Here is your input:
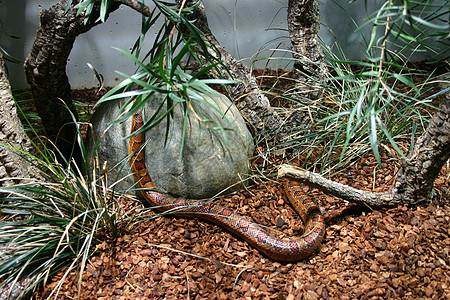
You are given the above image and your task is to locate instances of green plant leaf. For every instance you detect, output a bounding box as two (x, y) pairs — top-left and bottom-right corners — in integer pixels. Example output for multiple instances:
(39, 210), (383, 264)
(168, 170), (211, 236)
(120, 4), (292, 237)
(368, 108), (382, 166)
(391, 73), (419, 92)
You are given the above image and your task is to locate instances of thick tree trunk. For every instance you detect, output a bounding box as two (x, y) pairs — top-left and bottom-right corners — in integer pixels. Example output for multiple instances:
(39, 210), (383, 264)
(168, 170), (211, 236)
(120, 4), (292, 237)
(0, 53), (41, 187)
(24, 0), (120, 163)
(0, 52), (43, 300)
(287, 0), (327, 101)
(284, 0), (329, 135)
(279, 85), (450, 206)
(388, 87), (450, 205)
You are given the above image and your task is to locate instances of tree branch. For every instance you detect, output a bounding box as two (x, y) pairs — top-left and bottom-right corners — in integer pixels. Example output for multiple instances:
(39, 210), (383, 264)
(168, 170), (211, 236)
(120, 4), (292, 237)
(278, 164), (394, 207)
(279, 83), (449, 207)
(115, 0), (152, 17)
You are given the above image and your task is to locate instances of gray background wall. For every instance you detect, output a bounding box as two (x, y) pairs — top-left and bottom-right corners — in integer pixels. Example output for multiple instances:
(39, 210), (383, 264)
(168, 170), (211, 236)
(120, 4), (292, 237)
(1, 0), (447, 89)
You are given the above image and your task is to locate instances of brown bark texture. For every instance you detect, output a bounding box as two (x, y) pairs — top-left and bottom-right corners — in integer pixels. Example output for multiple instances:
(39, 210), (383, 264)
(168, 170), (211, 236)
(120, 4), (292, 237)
(389, 86), (450, 205)
(1, 52), (44, 299)
(279, 85), (450, 206)
(24, 0), (120, 163)
(284, 0), (329, 135)
(0, 52), (41, 187)
(287, 0), (327, 100)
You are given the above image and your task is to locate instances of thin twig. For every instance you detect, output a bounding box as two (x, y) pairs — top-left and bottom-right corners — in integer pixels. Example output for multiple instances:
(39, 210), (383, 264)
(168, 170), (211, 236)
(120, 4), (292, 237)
(377, 0), (393, 79)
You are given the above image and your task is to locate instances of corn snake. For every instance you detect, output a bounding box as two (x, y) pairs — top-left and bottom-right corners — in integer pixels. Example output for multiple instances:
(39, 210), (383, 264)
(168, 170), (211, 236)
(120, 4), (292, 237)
(129, 109), (325, 261)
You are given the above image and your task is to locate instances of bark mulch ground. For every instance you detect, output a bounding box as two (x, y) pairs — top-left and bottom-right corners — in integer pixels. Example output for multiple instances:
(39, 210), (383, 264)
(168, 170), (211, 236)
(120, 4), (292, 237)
(38, 149), (449, 299)
(17, 66), (449, 299)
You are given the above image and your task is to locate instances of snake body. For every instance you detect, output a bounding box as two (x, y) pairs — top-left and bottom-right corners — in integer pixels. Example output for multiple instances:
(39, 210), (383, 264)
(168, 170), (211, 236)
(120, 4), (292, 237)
(129, 109), (325, 261)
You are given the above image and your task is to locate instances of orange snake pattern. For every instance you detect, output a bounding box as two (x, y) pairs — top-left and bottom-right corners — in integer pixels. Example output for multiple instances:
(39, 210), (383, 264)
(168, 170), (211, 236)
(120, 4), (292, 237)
(129, 109), (325, 261)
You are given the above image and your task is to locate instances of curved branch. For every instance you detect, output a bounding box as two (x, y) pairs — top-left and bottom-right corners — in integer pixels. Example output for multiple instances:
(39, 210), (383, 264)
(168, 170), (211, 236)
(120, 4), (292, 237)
(24, 0), (121, 162)
(24, 0), (153, 163)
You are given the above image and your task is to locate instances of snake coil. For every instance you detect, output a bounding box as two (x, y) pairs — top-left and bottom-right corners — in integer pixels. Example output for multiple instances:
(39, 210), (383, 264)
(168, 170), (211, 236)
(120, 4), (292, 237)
(129, 109), (325, 261)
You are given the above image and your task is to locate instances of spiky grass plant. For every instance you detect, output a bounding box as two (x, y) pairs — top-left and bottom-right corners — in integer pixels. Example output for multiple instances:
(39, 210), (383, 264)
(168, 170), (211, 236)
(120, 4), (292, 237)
(267, 0), (449, 174)
(0, 3), (237, 298)
(0, 114), (138, 299)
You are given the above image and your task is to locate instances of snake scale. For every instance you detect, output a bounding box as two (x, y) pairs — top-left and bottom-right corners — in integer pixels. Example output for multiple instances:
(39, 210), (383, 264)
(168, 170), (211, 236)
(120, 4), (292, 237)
(129, 109), (325, 261)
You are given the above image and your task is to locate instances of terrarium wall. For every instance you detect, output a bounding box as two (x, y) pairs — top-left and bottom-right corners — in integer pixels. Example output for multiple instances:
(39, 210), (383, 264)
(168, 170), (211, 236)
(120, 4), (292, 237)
(0, 0), (447, 89)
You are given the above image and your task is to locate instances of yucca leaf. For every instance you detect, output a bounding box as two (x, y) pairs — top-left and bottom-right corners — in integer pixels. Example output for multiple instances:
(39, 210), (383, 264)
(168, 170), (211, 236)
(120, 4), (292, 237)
(99, 0), (109, 23)
(411, 14), (449, 29)
(368, 108), (382, 166)
(376, 116), (407, 159)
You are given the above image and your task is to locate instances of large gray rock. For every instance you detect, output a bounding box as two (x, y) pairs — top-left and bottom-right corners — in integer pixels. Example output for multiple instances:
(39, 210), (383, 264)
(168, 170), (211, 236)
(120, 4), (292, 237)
(87, 92), (253, 199)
